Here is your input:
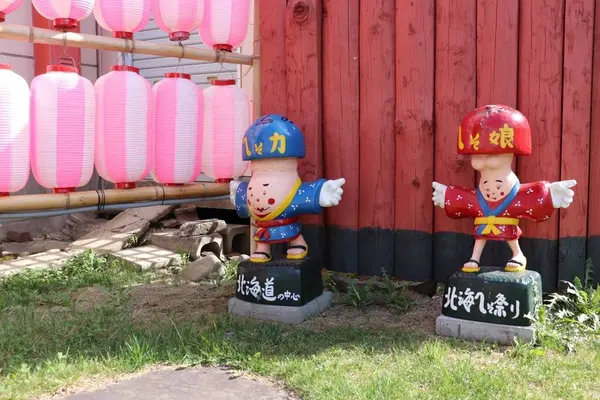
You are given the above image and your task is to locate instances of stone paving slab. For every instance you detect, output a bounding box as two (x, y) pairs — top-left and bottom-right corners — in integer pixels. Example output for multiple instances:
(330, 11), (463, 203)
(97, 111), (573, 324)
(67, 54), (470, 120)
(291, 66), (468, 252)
(109, 246), (183, 271)
(64, 368), (293, 400)
(0, 249), (82, 277)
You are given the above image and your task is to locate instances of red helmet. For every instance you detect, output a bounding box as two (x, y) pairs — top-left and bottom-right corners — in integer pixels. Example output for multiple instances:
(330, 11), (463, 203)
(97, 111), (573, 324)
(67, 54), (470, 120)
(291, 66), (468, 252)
(457, 105), (531, 155)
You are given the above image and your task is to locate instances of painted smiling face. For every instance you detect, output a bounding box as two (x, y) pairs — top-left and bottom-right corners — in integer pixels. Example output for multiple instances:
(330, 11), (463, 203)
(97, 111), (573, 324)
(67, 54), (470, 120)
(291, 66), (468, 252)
(246, 158), (300, 218)
(472, 154), (515, 202)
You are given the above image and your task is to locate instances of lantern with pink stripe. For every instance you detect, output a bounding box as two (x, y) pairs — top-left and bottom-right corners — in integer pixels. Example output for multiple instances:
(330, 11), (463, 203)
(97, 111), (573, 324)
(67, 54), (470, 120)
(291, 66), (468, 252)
(94, 0), (151, 39)
(31, 65), (95, 193)
(199, 0), (250, 52)
(0, 0), (22, 23)
(32, 0), (95, 30)
(202, 80), (250, 182)
(0, 64), (29, 196)
(153, 73), (203, 185)
(95, 65), (153, 189)
(151, 0), (204, 42)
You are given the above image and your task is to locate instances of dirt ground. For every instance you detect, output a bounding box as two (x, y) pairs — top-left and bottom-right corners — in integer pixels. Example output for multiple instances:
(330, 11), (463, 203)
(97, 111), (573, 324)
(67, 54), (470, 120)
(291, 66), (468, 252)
(70, 281), (441, 336)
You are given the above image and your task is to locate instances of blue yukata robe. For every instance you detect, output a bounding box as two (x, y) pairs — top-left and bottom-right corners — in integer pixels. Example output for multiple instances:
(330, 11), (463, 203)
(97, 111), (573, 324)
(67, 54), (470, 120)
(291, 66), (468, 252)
(234, 179), (326, 243)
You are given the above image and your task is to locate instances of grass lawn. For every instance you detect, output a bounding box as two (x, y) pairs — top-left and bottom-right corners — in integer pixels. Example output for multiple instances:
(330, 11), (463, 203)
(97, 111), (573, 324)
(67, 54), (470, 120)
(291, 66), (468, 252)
(0, 251), (598, 400)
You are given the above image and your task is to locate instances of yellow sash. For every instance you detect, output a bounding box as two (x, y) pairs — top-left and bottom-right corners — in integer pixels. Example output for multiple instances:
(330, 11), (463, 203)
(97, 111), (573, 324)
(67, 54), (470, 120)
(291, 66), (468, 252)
(474, 216), (519, 235)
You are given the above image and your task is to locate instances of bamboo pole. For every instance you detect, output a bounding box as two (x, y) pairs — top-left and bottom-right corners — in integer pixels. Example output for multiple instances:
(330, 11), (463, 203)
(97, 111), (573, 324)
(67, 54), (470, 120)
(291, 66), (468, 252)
(249, 0), (261, 255)
(0, 23), (253, 66)
(0, 183), (229, 213)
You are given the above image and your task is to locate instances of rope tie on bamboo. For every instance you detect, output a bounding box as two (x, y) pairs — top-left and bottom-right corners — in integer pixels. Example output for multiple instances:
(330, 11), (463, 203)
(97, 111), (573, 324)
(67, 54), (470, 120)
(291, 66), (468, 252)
(95, 190), (107, 211)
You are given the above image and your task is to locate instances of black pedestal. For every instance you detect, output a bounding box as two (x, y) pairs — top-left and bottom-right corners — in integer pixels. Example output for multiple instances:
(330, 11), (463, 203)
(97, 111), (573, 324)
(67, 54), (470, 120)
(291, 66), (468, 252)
(235, 257), (324, 307)
(441, 267), (543, 327)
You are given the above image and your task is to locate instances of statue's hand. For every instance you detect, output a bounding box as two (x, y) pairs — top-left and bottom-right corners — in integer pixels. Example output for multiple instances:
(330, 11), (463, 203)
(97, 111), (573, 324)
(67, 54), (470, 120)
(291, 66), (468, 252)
(432, 182), (448, 208)
(549, 179), (576, 209)
(319, 178), (346, 207)
(229, 180), (241, 206)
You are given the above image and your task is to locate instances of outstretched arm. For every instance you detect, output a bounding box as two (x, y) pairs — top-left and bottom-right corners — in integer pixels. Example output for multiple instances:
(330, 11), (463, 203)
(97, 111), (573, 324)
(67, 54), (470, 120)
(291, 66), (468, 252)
(433, 182), (480, 219)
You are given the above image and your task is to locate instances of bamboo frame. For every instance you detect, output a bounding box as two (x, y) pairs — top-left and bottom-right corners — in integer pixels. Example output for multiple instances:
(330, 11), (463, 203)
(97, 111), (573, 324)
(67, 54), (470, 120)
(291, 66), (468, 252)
(249, 0), (261, 254)
(0, 23), (253, 66)
(0, 183), (229, 213)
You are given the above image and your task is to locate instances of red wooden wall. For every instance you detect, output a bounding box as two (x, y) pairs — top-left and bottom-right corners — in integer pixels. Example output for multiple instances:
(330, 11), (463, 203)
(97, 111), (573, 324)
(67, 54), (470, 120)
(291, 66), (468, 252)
(258, 0), (599, 291)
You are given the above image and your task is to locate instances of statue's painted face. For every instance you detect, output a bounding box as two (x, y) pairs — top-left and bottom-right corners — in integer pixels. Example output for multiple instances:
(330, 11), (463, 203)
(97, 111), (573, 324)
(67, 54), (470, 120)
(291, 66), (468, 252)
(246, 158), (299, 218)
(472, 154), (515, 202)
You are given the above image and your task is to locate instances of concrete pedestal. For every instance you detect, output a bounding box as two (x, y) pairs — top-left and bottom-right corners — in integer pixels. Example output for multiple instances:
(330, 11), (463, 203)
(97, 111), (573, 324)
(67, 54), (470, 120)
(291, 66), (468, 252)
(229, 257), (332, 323)
(436, 315), (536, 345)
(228, 291), (333, 324)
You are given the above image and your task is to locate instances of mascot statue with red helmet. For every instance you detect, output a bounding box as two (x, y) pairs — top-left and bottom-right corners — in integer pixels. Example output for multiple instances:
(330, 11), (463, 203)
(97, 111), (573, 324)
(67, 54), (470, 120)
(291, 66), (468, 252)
(433, 105), (577, 344)
(432, 105), (576, 274)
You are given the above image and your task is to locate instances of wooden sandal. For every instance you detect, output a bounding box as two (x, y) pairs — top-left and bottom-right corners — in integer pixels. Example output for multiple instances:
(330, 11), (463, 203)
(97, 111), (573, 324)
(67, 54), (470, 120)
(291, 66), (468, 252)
(505, 259), (526, 272)
(250, 251), (272, 263)
(286, 245), (308, 260)
(462, 259), (481, 273)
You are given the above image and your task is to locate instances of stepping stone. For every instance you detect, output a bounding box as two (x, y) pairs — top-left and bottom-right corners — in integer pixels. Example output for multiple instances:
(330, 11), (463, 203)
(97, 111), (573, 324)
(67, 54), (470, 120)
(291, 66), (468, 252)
(64, 368), (292, 400)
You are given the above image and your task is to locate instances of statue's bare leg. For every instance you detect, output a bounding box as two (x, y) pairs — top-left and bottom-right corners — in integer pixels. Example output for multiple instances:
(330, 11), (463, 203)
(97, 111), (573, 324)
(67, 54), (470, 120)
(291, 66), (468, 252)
(250, 242), (271, 263)
(505, 239), (527, 272)
(463, 239), (487, 273)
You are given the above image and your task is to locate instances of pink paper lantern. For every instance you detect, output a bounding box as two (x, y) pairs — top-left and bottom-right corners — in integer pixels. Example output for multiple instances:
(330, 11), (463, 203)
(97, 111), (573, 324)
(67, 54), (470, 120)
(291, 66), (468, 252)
(32, 0), (95, 30)
(199, 0), (250, 52)
(94, 0), (151, 39)
(0, 64), (29, 196)
(95, 65), (153, 189)
(151, 0), (204, 42)
(0, 0), (22, 23)
(202, 80), (250, 182)
(31, 65), (95, 193)
(153, 73), (203, 185)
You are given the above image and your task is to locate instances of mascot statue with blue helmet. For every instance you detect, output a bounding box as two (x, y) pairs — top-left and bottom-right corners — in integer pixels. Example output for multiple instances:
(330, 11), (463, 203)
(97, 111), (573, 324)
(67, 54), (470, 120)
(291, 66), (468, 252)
(229, 114), (346, 263)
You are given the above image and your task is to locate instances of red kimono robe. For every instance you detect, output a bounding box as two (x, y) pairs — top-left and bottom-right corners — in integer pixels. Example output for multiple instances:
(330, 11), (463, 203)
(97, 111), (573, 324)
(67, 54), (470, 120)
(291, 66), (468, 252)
(444, 180), (555, 241)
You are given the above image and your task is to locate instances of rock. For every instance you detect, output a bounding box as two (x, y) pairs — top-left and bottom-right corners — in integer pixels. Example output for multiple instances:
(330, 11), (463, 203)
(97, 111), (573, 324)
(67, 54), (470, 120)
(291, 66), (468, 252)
(6, 231), (33, 243)
(1, 240), (71, 257)
(220, 224), (250, 254)
(174, 206), (198, 222)
(181, 253), (225, 282)
(179, 219), (226, 237)
(156, 219), (181, 229)
(70, 219), (108, 241)
(69, 206), (174, 253)
(42, 231), (72, 242)
(109, 245), (183, 271)
(227, 253), (251, 262)
(144, 230), (223, 260)
(0, 249), (82, 277)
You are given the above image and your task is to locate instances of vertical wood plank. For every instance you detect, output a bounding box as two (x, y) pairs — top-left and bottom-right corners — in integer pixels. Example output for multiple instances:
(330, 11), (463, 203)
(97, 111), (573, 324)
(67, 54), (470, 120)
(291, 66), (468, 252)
(475, 0), (519, 266)
(588, 0), (600, 284)
(323, 0), (360, 273)
(517, 0), (565, 291)
(433, 0), (477, 281)
(559, 0), (594, 283)
(476, 0), (519, 107)
(285, 0), (325, 262)
(259, 0), (287, 115)
(358, 0), (396, 276)
(395, 0), (435, 281)
(32, 6), (81, 77)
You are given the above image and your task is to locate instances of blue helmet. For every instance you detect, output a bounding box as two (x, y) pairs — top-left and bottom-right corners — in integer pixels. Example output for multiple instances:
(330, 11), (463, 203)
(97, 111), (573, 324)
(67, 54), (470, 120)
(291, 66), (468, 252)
(242, 114), (306, 161)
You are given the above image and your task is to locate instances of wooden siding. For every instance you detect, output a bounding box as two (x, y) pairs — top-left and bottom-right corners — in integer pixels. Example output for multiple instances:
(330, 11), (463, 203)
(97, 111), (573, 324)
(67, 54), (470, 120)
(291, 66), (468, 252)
(258, 0), (600, 290)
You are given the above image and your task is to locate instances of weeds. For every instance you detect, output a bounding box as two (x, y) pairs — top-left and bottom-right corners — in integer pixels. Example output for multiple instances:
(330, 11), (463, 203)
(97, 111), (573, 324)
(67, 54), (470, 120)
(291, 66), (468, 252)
(341, 271), (415, 313)
(529, 259), (600, 352)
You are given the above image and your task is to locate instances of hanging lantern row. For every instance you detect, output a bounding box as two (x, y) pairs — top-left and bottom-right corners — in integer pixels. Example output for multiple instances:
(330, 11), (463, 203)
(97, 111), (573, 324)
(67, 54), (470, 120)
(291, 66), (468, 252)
(14, 0), (251, 51)
(0, 65), (250, 196)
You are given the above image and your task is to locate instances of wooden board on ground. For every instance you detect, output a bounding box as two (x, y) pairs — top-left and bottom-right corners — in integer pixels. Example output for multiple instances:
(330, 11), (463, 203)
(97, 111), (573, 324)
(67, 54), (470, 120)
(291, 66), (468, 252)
(68, 206), (174, 253)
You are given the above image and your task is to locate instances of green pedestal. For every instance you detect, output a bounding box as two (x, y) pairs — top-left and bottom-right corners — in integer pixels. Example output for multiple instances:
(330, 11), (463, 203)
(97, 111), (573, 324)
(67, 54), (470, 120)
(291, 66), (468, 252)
(441, 267), (542, 327)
